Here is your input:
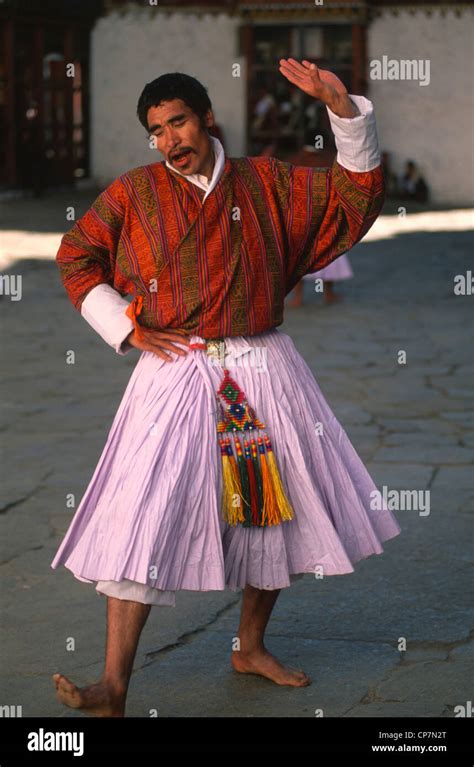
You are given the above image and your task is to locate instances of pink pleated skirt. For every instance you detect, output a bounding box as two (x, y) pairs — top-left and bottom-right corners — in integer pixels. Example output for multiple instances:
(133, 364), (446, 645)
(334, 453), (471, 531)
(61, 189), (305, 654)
(50, 327), (401, 607)
(303, 253), (353, 282)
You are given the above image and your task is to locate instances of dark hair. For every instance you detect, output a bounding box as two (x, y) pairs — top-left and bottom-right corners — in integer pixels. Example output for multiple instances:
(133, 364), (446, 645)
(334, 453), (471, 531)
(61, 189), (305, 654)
(137, 72), (213, 130)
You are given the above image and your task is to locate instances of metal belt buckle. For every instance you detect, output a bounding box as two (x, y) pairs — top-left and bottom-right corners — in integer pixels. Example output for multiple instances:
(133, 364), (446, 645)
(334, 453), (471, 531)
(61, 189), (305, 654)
(206, 338), (226, 362)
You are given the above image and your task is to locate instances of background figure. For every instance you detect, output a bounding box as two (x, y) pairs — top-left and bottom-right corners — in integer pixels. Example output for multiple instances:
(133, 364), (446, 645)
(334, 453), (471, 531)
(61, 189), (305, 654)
(251, 86), (278, 134)
(285, 126), (353, 307)
(18, 101), (44, 197)
(398, 159), (429, 203)
(278, 84), (301, 134)
(297, 251), (354, 306)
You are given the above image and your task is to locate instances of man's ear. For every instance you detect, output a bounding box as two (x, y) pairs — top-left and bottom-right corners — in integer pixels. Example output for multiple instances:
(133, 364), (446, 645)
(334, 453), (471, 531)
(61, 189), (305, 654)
(204, 109), (215, 129)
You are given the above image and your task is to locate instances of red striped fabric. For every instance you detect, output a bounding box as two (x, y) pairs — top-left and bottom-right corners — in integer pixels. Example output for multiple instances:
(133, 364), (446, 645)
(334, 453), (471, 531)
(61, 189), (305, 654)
(56, 155), (385, 338)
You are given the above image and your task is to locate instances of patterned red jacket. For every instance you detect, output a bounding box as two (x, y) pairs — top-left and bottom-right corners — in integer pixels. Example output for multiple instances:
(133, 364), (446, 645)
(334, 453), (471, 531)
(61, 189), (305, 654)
(56, 154), (384, 339)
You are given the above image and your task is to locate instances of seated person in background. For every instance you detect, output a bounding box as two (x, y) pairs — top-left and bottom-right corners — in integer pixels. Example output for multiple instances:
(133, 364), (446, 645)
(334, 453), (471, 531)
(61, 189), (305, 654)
(399, 160), (429, 203)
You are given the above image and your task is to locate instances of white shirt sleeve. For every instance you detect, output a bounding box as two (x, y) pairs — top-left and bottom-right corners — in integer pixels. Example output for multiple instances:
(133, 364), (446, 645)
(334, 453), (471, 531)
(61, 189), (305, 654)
(80, 283), (135, 355)
(325, 94), (381, 173)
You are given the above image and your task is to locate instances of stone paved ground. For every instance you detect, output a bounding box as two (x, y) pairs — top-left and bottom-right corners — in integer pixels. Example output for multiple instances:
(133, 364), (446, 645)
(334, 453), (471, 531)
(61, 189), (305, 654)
(0, 189), (473, 718)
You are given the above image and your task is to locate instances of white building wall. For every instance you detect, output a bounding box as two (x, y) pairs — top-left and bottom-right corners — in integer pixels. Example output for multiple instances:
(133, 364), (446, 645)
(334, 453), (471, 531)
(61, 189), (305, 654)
(90, 8), (246, 187)
(368, 6), (474, 205)
(90, 5), (473, 206)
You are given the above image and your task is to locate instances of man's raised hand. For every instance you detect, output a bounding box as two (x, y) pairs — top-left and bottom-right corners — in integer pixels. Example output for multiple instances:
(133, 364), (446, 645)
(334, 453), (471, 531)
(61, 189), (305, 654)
(279, 59), (359, 118)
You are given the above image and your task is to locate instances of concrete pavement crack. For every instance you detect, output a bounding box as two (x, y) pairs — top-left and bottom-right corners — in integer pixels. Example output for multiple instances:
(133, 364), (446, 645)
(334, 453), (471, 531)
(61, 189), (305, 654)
(341, 631), (473, 715)
(139, 596), (242, 669)
(0, 495), (35, 515)
(0, 543), (46, 567)
(427, 466), (439, 489)
(0, 470), (54, 515)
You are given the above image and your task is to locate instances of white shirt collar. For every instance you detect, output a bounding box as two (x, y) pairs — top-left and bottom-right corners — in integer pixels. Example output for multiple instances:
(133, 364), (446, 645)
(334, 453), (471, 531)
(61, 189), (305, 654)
(165, 135), (225, 202)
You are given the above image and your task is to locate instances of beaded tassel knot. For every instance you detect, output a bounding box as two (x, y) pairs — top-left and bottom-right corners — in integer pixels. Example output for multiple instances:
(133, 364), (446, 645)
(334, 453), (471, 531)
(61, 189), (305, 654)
(216, 366), (294, 527)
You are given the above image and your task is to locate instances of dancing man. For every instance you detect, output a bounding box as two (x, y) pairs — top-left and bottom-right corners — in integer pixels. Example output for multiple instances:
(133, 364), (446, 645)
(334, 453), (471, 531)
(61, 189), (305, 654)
(51, 61), (400, 717)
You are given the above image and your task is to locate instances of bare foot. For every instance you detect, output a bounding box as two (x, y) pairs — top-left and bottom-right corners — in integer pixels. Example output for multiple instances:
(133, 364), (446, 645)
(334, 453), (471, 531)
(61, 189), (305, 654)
(52, 673), (126, 717)
(231, 648), (311, 687)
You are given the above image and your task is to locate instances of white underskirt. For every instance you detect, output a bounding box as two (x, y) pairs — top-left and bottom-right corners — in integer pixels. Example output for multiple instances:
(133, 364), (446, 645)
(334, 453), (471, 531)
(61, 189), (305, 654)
(95, 574), (305, 607)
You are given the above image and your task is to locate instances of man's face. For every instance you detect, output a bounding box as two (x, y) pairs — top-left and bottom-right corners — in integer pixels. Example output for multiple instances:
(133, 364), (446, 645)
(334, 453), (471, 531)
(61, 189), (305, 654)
(146, 98), (214, 175)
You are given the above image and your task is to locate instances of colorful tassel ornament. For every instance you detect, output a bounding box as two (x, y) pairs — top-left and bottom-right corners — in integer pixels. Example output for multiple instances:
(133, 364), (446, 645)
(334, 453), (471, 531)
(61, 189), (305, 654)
(214, 364), (295, 527)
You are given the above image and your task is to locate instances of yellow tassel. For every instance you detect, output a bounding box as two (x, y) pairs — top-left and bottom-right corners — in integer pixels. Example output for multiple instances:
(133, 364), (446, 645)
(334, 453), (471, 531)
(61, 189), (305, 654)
(264, 436), (294, 522)
(259, 451), (280, 526)
(220, 440), (246, 525)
